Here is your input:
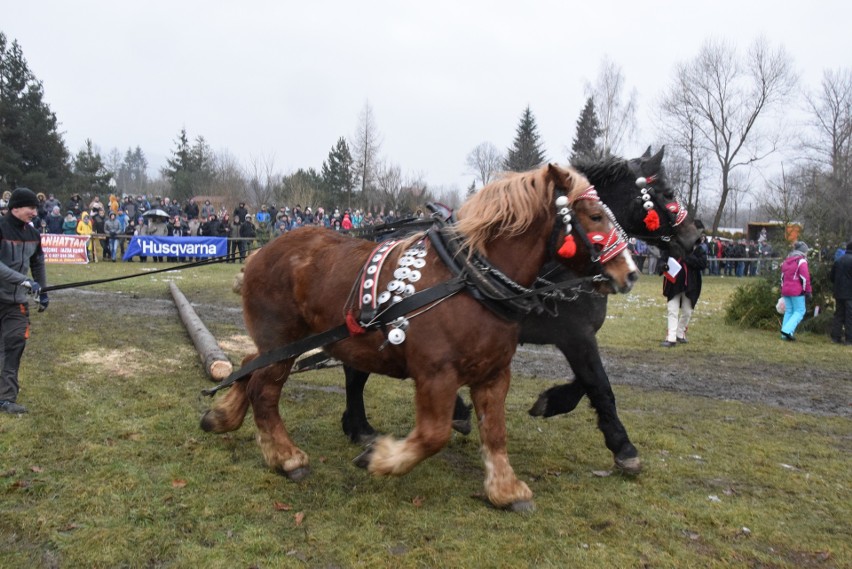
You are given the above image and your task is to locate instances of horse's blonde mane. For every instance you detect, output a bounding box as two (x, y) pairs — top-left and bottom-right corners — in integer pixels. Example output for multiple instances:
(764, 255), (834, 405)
(454, 165), (589, 256)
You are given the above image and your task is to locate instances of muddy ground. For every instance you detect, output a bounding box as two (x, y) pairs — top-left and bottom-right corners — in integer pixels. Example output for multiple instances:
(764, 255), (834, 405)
(66, 290), (850, 419)
(511, 344), (850, 418)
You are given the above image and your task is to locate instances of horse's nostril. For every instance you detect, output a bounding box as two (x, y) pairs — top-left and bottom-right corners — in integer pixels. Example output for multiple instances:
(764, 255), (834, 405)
(628, 271), (640, 283)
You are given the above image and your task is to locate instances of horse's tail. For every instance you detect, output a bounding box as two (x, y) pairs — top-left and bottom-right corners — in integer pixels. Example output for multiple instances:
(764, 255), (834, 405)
(231, 250), (259, 294)
(231, 271), (245, 294)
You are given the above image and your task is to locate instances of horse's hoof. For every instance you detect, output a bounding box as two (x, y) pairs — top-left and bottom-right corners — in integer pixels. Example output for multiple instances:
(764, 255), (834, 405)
(199, 410), (217, 432)
(507, 500), (535, 513)
(355, 432), (378, 445)
(614, 456), (642, 476)
(285, 466), (311, 482)
(353, 446), (374, 469)
(528, 395), (548, 417)
(452, 419), (472, 436)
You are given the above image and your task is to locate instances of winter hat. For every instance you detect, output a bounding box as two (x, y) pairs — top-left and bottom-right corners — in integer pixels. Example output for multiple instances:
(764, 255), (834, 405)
(8, 187), (39, 209)
(793, 241), (809, 254)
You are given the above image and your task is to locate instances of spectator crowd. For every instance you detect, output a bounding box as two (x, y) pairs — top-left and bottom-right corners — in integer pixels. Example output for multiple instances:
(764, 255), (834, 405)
(3, 189), (843, 277)
(1, 190), (411, 264)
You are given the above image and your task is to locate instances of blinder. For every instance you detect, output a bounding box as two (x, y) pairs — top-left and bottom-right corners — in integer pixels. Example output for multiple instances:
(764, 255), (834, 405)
(635, 174), (687, 232)
(554, 186), (628, 267)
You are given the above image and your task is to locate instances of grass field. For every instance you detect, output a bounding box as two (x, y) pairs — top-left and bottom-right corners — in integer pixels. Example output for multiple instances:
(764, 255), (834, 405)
(1, 262), (850, 568)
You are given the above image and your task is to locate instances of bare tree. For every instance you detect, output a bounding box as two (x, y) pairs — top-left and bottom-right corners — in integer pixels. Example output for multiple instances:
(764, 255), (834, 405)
(210, 150), (247, 208)
(465, 141), (503, 188)
(801, 68), (852, 239)
(670, 38), (797, 234)
(585, 56), (638, 156)
(763, 164), (806, 227)
(243, 154), (280, 210)
(373, 160), (433, 215)
(104, 148), (123, 181)
(720, 170), (753, 229)
(281, 169), (321, 211)
(803, 68), (852, 172)
(657, 82), (710, 218)
(350, 101), (383, 195)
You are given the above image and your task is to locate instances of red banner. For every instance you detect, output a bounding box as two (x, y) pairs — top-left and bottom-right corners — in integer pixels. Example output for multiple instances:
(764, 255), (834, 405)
(41, 234), (90, 264)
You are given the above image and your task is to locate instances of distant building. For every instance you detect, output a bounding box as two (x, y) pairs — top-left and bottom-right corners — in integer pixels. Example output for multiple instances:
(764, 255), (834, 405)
(747, 222), (802, 243)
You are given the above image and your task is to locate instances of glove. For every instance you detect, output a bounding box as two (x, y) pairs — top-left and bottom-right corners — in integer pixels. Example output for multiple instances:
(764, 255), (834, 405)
(21, 279), (41, 296)
(38, 292), (49, 312)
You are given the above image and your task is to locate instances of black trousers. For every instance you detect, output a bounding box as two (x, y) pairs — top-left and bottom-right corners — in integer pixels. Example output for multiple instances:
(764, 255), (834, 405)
(0, 303), (30, 403)
(831, 298), (851, 343)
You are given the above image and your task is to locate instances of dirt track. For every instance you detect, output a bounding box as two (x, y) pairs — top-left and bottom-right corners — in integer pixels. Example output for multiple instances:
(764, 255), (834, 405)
(511, 344), (851, 418)
(65, 289), (850, 418)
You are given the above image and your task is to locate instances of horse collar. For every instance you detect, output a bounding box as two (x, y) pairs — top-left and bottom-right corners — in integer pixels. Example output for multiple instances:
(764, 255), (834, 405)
(353, 237), (429, 345)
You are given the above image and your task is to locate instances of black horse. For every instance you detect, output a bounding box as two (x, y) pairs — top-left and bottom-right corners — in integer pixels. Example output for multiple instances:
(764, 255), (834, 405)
(340, 147), (701, 474)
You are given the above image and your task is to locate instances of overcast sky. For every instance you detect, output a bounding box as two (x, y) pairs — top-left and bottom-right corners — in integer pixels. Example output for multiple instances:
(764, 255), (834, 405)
(4, 1), (851, 194)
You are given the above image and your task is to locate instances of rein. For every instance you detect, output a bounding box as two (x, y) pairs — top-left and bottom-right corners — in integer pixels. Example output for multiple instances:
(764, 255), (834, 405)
(41, 252), (257, 293)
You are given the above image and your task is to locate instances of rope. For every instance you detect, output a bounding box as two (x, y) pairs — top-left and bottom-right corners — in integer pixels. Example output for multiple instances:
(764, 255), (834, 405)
(42, 244), (265, 293)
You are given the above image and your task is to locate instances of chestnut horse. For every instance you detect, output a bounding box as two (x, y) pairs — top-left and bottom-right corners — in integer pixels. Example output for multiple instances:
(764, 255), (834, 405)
(201, 163), (638, 511)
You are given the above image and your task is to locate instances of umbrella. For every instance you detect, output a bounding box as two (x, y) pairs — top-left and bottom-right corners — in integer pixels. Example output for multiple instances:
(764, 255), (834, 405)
(142, 209), (170, 219)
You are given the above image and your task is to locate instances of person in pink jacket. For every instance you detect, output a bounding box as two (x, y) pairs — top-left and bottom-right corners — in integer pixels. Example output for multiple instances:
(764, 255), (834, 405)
(780, 241), (813, 341)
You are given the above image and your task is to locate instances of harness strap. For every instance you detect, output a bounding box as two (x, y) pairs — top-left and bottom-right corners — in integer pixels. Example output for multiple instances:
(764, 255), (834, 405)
(202, 276), (466, 396)
(428, 225), (546, 322)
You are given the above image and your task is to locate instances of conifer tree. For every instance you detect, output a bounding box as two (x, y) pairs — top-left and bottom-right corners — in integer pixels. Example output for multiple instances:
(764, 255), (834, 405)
(0, 32), (69, 193)
(321, 137), (355, 209)
(503, 106), (546, 172)
(570, 97), (602, 162)
(162, 128), (214, 200)
(71, 139), (112, 196)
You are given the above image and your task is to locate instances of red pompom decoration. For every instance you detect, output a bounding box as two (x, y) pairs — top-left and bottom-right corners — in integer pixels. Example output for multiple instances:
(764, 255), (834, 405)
(558, 235), (577, 258)
(345, 310), (366, 335)
(644, 209), (660, 231)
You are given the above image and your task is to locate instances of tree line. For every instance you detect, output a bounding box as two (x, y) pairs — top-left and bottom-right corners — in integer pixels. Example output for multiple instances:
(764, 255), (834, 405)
(1, 30), (849, 243)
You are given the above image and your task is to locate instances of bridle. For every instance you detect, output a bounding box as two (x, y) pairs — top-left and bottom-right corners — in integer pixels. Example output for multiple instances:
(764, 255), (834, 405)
(635, 174), (687, 243)
(553, 185), (629, 269)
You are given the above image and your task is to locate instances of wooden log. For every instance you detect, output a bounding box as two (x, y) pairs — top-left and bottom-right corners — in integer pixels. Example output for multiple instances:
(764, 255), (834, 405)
(169, 282), (233, 381)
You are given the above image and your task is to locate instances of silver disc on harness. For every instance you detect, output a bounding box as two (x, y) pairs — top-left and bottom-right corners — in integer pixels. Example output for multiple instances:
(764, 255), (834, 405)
(393, 267), (410, 279)
(392, 316), (410, 330)
(412, 258), (426, 269)
(378, 291), (391, 304)
(416, 250), (427, 258)
(392, 295), (403, 304)
(403, 283), (415, 296)
(387, 280), (404, 292)
(372, 254), (382, 263)
(408, 270), (421, 283)
(366, 265), (378, 275)
(362, 294), (372, 304)
(363, 278), (374, 289)
(399, 256), (415, 267)
(387, 328), (406, 345)
(555, 195), (570, 207)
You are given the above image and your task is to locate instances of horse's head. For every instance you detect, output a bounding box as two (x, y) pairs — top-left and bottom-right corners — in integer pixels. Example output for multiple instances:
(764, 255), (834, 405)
(547, 164), (639, 294)
(627, 147), (702, 257)
(574, 148), (703, 258)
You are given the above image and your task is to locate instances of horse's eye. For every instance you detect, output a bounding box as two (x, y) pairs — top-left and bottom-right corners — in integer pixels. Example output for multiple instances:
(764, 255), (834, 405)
(590, 214), (603, 222)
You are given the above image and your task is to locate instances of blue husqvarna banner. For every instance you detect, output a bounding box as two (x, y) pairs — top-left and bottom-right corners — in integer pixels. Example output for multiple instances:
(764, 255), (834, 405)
(123, 236), (227, 260)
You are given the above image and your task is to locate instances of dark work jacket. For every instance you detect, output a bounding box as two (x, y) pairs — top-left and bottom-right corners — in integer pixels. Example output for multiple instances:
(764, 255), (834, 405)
(0, 213), (47, 304)
(661, 243), (707, 307)
(239, 221), (256, 239)
(830, 248), (852, 300)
